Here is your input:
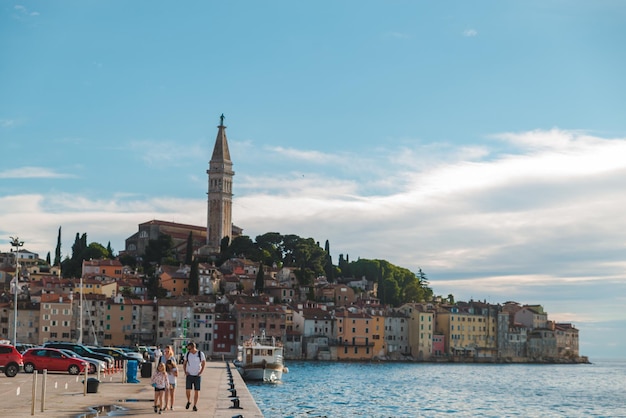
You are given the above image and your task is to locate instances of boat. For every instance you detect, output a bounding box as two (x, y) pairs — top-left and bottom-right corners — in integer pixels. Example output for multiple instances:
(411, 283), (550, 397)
(234, 331), (288, 382)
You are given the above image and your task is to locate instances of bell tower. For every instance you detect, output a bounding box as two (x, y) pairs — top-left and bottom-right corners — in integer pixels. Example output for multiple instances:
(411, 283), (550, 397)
(206, 114), (234, 253)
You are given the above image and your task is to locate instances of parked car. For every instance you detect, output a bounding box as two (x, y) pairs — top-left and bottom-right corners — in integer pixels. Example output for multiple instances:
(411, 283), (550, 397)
(89, 346), (135, 363)
(138, 345), (155, 362)
(0, 344), (24, 377)
(22, 348), (87, 375)
(15, 343), (36, 354)
(42, 342), (114, 368)
(58, 349), (106, 374)
(116, 347), (145, 363)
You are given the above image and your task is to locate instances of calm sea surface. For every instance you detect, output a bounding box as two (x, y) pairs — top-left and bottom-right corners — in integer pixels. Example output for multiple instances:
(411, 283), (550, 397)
(247, 359), (626, 417)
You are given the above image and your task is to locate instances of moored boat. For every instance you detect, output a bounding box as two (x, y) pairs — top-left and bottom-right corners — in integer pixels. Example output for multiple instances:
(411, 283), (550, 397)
(234, 331), (288, 382)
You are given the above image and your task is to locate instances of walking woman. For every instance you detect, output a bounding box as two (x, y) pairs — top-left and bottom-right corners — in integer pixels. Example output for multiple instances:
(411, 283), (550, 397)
(164, 358), (178, 410)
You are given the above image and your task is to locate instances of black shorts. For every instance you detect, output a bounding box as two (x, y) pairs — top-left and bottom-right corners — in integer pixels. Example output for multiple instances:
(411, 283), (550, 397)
(186, 375), (201, 390)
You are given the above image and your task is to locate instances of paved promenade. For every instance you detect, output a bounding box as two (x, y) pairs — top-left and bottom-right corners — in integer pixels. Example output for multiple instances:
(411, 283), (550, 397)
(0, 361), (263, 418)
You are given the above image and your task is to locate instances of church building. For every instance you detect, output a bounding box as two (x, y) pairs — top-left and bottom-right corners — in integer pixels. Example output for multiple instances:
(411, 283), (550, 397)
(124, 115), (241, 259)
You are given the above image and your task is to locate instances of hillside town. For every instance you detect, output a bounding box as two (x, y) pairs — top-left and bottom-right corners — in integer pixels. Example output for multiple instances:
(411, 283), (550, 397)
(0, 241), (585, 364)
(1, 116), (586, 364)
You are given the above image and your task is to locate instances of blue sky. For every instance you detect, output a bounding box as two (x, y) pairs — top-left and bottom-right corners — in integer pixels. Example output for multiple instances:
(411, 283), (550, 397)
(2, 1), (625, 359)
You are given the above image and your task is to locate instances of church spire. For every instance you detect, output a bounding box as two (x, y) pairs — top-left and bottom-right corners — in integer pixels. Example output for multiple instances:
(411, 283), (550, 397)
(211, 114), (231, 162)
(206, 114), (234, 252)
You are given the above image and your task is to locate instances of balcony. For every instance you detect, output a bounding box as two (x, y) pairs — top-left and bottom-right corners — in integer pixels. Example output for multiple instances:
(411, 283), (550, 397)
(329, 338), (374, 347)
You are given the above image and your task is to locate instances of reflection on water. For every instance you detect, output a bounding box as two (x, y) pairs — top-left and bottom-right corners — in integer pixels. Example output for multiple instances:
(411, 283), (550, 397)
(76, 405), (127, 418)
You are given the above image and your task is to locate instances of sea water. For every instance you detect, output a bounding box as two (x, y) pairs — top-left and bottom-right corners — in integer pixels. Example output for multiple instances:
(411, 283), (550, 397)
(247, 359), (626, 417)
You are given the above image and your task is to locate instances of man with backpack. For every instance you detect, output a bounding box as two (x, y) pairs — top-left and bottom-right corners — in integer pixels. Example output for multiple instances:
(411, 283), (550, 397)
(183, 341), (206, 411)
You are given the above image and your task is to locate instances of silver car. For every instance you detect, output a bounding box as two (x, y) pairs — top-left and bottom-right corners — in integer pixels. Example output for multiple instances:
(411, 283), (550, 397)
(58, 349), (107, 374)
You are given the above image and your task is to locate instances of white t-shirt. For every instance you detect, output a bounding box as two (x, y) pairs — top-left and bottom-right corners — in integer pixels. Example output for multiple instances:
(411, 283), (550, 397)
(185, 350), (206, 376)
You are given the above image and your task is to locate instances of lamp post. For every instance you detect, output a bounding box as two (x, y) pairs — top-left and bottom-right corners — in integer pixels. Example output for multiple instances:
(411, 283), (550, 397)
(9, 236), (24, 347)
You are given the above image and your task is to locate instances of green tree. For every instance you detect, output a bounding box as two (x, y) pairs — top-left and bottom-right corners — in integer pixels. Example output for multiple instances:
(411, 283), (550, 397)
(223, 235), (257, 261)
(54, 226), (62, 266)
(106, 241), (114, 258)
(220, 236), (230, 254)
(323, 240), (335, 282)
(119, 253), (137, 269)
(143, 234), (176, 276)
(185, 231), (193, 265)
(121, 287), (134, 298)
(255, 232), (283, 265)
(61, 232), (87, 277)
(255, 261), (265, 293)
(84, 242), (109, 260)
(188, 259), (199, 295)
(46, 252), (51, 265)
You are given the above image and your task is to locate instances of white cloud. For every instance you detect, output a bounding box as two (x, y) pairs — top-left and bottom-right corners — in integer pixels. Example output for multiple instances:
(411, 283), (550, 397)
(13, 4), (39, 17)
(0, 166), (74, 179)
(463, 29), (478, 37)
(1, 118), (16, 128)
(128, 140), (206, 167)
(2, 129), (626, 358)
(385, 32), (411, 39)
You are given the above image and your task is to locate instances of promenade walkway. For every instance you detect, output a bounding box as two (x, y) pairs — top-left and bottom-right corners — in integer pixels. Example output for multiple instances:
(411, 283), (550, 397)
(0, 361), (263, 418)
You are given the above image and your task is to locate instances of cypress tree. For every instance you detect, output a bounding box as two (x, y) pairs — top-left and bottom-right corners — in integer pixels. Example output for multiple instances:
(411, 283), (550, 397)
(54, 226), (62, 266)
(188, 259), (199, 295)
(185, 231), (193, 265)
(255, 262), (265, 293)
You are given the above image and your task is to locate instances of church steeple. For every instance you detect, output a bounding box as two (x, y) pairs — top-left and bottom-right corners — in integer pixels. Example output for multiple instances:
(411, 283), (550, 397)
(206, 114), (234, 252)
(211, 114), (232, 162)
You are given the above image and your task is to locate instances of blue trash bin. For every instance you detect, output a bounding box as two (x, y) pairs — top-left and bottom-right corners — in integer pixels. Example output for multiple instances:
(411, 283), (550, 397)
(126, 360), (140, 383)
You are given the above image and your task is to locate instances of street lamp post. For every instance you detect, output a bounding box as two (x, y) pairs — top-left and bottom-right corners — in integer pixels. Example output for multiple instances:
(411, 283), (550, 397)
(9, 236), (24, 347)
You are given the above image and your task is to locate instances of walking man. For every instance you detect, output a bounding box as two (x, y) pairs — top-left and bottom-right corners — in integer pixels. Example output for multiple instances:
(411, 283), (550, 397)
(154, 344), (163, 365)
(183, 342), (206, 411)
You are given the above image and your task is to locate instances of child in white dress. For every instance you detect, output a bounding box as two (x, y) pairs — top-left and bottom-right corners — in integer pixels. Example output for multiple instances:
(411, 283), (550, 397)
(151, 362), (168, 414)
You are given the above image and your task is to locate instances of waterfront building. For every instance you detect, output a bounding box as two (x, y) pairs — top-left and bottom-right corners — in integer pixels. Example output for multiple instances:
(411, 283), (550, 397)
(157, 297), (195, 347)
(39, 293), (73, 343)
(435, 301), (498, 358)
(317, 283), (356, 306)
(398, 303), (434, 360)
(212, 310), (238, 358)
(333, 308), (375, 360)
(432, 334), (445, 356)
(553, 322), (579, 358)
(383, 309), (410, 358)
(198, 262), (222, 295)
(497, 311), (528, 359)
(528, 328), (557, 359)
(234, 302), (288, 344)
(3, 301), (40, 344)
(158, 265), (191, 296)
(82, 259), (124, 279)
(100, 295), (136, 345)
(514, 305), (548, 330)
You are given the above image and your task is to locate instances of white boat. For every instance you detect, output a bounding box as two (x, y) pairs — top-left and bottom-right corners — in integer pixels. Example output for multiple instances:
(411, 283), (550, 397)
(234, 331), (288, 382)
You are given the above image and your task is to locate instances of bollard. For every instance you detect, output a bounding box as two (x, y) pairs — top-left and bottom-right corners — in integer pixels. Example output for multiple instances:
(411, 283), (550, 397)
(41, 369), (47, 412)
(229, 397), (242, 409)
(31, 370), (38, 416)
(228, 388), (237, 397)
(83, 364), (88, 396)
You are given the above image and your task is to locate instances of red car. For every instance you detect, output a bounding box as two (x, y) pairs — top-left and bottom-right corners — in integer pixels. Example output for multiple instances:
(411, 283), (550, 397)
(0, 344), (23, 377)
(23, 347), (88, 375)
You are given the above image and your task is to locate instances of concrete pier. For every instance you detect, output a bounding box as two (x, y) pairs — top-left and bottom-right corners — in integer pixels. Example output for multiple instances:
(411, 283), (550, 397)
(0, 361), (263, 418)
